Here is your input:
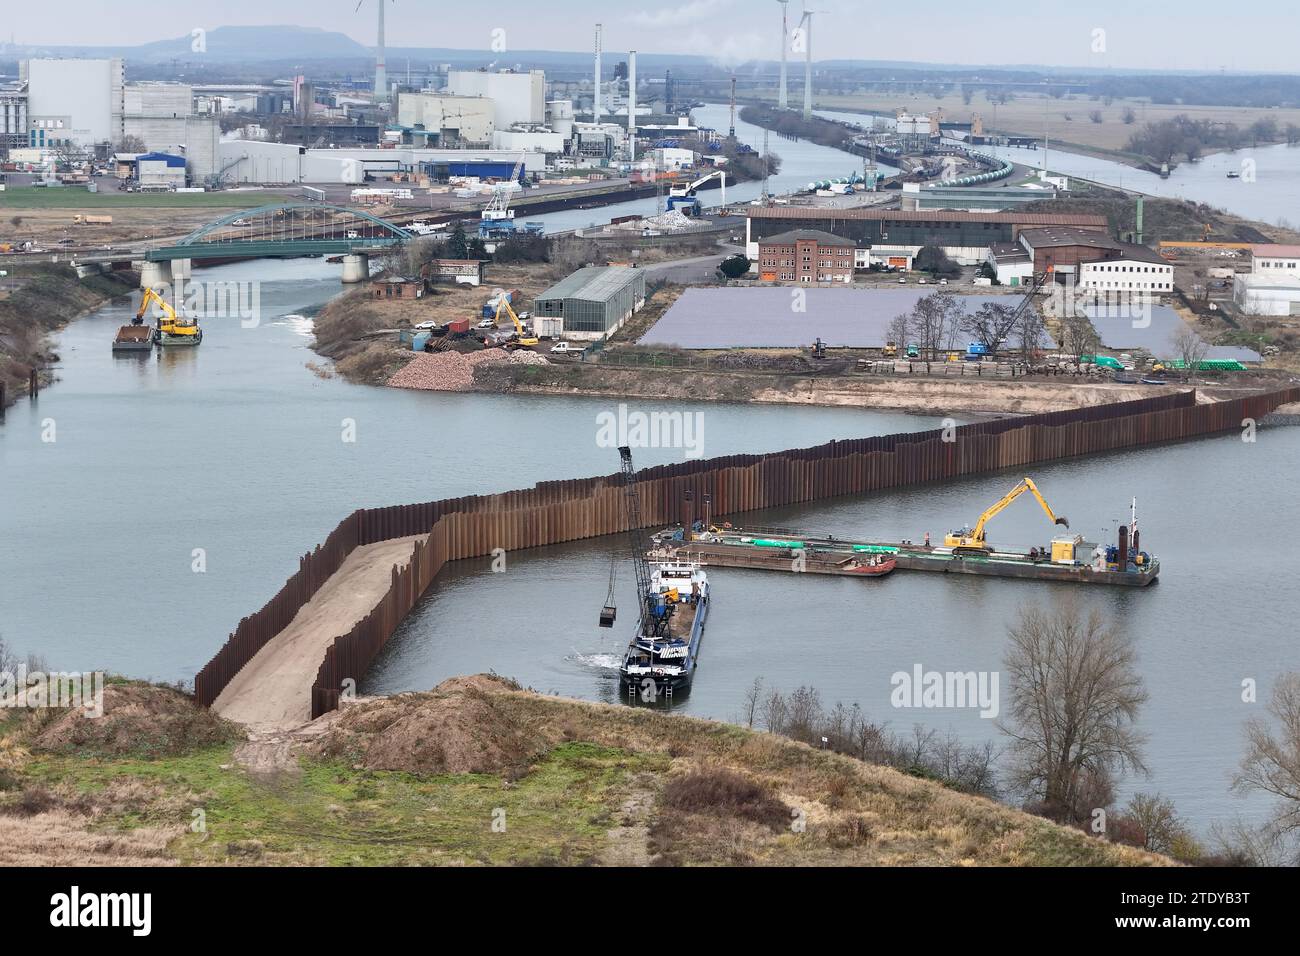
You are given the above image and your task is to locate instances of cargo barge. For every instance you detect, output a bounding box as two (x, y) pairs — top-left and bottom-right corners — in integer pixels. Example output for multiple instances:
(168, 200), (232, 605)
(656, 527), (1156, 587)
(111, 325), (154, 353)
(653, 483), (1158, 588)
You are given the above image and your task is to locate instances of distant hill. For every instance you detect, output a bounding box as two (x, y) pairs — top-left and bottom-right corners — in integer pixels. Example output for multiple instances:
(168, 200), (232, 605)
(132, 25), (369, 61)
(6, 25), (369, 63)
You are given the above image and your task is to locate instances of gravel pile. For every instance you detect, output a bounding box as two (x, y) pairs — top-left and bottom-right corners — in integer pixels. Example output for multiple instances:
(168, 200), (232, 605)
(387, 347), (547, 390)
(509, 350), (551, 366)
(643, 209), (695, 231)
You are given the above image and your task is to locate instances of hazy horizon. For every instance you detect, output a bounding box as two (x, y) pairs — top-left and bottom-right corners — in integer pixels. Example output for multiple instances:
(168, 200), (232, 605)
(1, 0), (1297, 74)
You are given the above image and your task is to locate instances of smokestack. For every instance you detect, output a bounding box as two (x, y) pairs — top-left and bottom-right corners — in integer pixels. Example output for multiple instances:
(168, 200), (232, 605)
(594, 24), (603, 124)
(1135, 196), (1144, 245)
(778, 1), (789, 109)
(374, 0), (387, 104)
(628, 50), (637, 162)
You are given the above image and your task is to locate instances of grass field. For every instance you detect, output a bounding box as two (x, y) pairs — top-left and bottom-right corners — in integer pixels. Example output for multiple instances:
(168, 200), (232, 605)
(751, 90), (1300, 159)
(0, 679), (1171, 866)
(0, 188), (290, 210)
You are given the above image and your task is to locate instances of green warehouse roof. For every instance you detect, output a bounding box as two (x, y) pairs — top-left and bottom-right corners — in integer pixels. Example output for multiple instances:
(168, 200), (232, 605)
(537, 266), (642, 303)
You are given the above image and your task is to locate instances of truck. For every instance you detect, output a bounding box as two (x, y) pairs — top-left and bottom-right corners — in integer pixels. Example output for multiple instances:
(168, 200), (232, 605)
(74, 215), (114, 226)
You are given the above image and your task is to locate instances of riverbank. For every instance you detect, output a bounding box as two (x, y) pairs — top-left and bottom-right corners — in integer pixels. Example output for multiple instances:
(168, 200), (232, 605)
(0, 264), (137, 407)
(0, 676), (1167, 866)
(475, 361), (1182, 416)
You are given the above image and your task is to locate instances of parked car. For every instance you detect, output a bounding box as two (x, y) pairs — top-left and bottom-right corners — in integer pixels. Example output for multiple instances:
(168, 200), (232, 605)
(414, 320), (439, 331)
(477, 318), (496, 329)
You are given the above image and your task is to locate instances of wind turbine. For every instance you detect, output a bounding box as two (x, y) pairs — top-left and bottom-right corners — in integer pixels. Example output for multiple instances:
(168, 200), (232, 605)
(799, 7), (825, 120)
(356, 0), (394, 105)
(777, 0), (789, 109)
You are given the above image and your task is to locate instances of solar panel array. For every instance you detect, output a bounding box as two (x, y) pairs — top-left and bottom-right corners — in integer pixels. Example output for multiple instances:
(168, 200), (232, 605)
(640, 287), (1055, 350)
(1086, 304), (1260, 362)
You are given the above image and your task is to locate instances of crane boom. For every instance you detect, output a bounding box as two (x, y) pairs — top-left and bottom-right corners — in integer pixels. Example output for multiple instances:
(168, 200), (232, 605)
(946, 477), (1069, 552)
(135, 287), (177, 326)
(618, 446), (671, 639)
(494, 295), (537, 346)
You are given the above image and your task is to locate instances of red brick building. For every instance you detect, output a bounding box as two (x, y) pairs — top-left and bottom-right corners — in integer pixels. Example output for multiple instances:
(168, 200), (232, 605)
(757, 229), (856, 284)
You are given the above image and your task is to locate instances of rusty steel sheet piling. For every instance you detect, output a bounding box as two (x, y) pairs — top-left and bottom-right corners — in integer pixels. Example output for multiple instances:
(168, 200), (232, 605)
(190, 388), (1300, 715)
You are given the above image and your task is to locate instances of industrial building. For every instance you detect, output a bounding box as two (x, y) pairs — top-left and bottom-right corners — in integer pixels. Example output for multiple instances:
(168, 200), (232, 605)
(744, 208), (1109, 266)
(534, 266), (647, 341)
(123, 82), (191, 151)
(20, 57), (124, 149)
(396, 92), (495, 146)
(902, 184), (1054, 212)
(757, 230), (856, 283)
(1234, 246), (1300, 315)
(491, 130), (565, 154)
(135, 152), (187, 189)
(1, 84), (29, 151)
(986, 243), (1034, 286)
(1017, 227), (1172, 295)
(444, 70), (546, 130)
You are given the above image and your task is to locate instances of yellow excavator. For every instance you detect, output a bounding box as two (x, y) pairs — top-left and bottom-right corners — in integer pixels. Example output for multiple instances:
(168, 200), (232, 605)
(495, 296), (537, 348)
(945, 477), (1069, 555)
(136, 287), (202, 347)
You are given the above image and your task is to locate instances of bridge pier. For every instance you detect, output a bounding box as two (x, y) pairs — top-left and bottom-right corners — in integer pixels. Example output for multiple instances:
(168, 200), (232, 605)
(170, 258), (192, 309)
(139, 260), (171, 292)
(340, 253), (370, 284)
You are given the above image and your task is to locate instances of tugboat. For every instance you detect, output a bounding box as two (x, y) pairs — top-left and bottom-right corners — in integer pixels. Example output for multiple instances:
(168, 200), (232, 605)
(600, 446), (711, 703)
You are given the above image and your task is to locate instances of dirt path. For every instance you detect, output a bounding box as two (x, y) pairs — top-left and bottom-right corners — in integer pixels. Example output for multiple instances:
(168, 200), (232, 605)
(213, 535), (425, 732)
(599, 773), (659, 867)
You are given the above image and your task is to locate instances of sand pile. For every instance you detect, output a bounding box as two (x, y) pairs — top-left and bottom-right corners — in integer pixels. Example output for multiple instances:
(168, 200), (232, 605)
(33, 684), (243, 758)
(308, 675), (557, 776)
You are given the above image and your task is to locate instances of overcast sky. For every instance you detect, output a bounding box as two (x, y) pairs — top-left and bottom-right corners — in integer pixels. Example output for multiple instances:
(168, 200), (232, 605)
(3, 0), (1297, 73)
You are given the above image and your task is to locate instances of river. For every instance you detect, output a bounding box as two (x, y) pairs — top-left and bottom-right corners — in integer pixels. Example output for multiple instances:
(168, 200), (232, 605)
(816, 107), (1300, 226)
(2, 225), (1297, 839)
(528, 104), (899, 234)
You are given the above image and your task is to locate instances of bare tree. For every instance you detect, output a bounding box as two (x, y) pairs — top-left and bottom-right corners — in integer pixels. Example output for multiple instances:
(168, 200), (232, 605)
(1123, 792), (1186, 854)
(1234, 672), (1300, 854)
(962, 300), (1021, 359)
(999, 601), (1150, 823)
(1089, 110), (1104, 124)
(1122, 107), (1137, 125)
(1061, 313), (1101, 366)
(1172, 323), (1209, 381)
(1016, 304), (1049, 361)
(888, 311), (910, 352)
(741, 676), (764, 729)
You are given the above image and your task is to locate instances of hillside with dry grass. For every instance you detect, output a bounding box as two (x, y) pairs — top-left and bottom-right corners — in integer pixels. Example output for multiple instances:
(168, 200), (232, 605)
(0, 676), (1170, 867)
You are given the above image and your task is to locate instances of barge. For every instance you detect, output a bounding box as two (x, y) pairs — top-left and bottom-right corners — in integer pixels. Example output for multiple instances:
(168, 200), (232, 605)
(653, 483), (1158, 588)
(660, 535), (1156, 587)
(111, 325), (154, 353)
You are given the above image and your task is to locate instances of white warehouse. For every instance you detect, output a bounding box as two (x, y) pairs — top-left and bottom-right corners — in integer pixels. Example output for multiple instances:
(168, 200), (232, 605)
(445, 70), (545, 129)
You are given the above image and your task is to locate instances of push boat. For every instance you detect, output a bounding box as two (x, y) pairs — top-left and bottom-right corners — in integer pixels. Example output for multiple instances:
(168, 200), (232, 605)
(619, 561), (710, 696)
(600, 445), (714, 703)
